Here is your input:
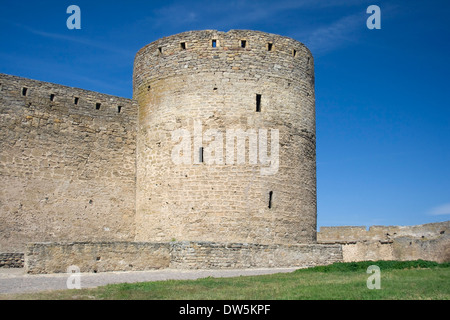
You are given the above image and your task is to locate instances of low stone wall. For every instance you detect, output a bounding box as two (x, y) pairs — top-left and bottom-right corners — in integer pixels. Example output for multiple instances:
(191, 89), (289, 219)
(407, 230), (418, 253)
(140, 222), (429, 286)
(0, 253), (24, 268)
(340, 241), (394, 262)
(392, 236), (450, 263)
(318, 221), (450, 263)
(170, 242), (343, 269)
(25, 242), (171, 274)
(25, 241), (342, 274)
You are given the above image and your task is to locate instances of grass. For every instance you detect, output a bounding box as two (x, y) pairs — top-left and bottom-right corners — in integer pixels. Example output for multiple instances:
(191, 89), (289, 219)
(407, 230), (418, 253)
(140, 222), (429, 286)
(2, 260), (449, 300)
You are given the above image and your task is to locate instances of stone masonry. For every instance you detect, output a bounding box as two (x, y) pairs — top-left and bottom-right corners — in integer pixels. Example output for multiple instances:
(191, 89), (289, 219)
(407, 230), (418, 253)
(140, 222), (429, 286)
(1, 30), (447, 273)
(134, 30), (317, 245)
(318, 221), (450, 263)
(0, 73), (137, 254)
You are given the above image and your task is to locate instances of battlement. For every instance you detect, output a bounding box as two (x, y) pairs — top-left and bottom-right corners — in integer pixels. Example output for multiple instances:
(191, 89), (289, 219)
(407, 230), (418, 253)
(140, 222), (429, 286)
(0, 73), (135, 120)
(318, 221), (449, 243)
(136, 29), (312, 57)
(133, 30), (314, 100)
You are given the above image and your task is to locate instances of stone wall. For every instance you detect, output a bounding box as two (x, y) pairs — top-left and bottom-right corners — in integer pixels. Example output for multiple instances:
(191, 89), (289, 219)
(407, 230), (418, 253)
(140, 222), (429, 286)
(169, 242), (342, 269)
(134, 29), (317, 245)
(25, 242), (170, 274)
(318, 221), (449, 242)
(25, 241), (342, 274)
(0, 253), (24, 268)
(0, 74), (137, 253)
(318, 221), (450, 263)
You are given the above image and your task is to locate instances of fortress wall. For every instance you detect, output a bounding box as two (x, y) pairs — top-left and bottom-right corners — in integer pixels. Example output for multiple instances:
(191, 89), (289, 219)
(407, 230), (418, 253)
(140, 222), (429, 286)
(25, 242), (170, 274)
(134, 30), (317, 245)
(318, 221), (449, 242)
(318, 221), (450, 263)
(25, 241), (342, 274)
(169, 242), (342, 270)
(0, 74), (137, 253)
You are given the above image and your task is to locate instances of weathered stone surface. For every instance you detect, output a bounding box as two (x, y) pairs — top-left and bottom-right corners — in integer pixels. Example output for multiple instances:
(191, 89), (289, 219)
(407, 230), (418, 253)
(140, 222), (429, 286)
(0, 253), (24, 268)
(169, 242), (342, 269)
(318, 221), (450, 263)
(25, 241), (342, 274)
(134, 30), (317, 245)
(0, 73), (137, 253)
(25, 242), (170, 274)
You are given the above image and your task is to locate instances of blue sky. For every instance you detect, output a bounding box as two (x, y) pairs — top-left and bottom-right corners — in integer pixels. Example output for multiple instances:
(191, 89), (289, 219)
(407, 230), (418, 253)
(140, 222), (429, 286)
(1, 0), (449, 228)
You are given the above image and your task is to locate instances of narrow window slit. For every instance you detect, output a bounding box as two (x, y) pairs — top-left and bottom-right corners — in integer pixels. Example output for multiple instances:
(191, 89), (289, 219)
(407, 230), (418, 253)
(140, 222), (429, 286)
(268, 191), (273, 209)
(256, 94), (262, 112)
(74, 97), (79, 105)
(212, 39), (217, 48)
(292, 49), (297, 57)
(50, 94), (55, 102)
(267, 43), (273, 51)
(199, 147), (204, 163)
(96, 103), (101, 110)
(22, 87), (28, 96)
(180, 42), (186, 50)
(118, 106), (122, 113)
(241, 40), (247, 48)
(158, 47), (162, 54)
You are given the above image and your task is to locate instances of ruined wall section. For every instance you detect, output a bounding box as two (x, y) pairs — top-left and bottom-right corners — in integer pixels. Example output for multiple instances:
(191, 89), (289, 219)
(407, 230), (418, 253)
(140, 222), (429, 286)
(318, 221), (449, 242)
(133, 30), (316, 245)
(0, 74), (137, 252)
(318, 221), (450, 263)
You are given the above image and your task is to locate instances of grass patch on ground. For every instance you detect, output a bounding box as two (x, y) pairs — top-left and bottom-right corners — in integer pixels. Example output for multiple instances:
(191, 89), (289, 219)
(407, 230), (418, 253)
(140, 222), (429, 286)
(2, 260), (449, 300)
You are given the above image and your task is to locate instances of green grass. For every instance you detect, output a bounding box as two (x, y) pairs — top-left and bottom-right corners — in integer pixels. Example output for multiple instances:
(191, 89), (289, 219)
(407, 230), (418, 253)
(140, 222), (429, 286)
(2, 260), (449, 300)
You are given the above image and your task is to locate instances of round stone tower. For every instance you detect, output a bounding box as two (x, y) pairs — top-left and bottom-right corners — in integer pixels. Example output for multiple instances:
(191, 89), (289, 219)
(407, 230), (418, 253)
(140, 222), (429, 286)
(133, 30), (316, 245)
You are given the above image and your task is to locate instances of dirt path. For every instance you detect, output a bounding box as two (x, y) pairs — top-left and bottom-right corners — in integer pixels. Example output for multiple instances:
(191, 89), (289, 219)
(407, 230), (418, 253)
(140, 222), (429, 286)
(0, 267), (297, 295)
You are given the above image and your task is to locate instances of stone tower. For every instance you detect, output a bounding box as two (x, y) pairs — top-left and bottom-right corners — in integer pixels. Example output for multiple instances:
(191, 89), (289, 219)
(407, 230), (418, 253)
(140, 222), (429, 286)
(133, 30), (316, 245)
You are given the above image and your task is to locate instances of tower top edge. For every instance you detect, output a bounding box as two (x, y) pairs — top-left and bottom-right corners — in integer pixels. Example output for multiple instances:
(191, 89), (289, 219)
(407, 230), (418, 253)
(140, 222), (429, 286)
(135, 29), (312, 58)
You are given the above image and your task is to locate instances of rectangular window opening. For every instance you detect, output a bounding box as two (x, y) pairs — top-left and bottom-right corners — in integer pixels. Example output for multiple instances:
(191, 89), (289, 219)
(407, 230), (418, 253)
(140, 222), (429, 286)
(212, 39), (217, 48)
(199, 147), (204, 163)
(267, 43), (273, 51)
(293, 49), (297, 57)
(96, 103), (101, 110)
(74, 97), (79, 105)
(118, 106), (122, 113)
(50, 94), (55, 102)
(241, 40), (247, 48)
(22, 87), (28, 96)
(180, 42), (186, 50)
(256, 94), (262, 112)
(268, 191), (273, 209)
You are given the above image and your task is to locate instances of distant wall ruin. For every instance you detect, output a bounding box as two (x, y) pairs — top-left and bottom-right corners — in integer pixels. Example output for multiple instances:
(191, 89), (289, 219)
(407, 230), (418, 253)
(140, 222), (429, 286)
(317, 221), (450, 263)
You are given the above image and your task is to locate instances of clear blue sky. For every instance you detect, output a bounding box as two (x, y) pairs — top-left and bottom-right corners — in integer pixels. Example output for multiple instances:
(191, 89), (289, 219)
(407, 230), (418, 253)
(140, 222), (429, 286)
(1, 0), (449, 229)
